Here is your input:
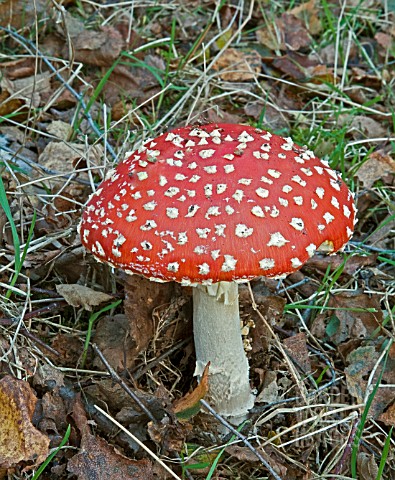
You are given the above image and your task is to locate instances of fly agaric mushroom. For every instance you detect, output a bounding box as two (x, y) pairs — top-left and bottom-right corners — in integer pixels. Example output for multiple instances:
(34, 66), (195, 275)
(79, 123), (356, 423)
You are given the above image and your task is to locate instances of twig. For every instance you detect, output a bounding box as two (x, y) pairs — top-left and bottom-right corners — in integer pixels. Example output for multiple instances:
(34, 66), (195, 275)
(130, 337), (192, 380)
(0, 144), (94, 186)
(252, 331), (339, 415)
(0, 26), (117, 161)
(329, 417), (360, 478)
(200, 399), (283, 480)
(92, 343), (157, 423)
(92, 343), (195, 480)
(0, 319), (61, 357)
(0, 301), (68, 357)
(94, 405), (183, 480)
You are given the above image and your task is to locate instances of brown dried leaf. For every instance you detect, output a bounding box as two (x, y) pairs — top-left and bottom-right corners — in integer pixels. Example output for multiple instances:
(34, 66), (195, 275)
(0, 375), (49, 469)
(289, 0), (322, 36)
(59, 12), (124, 67)
(103, 63), (162, 106)
(0, 72), (51, 109)
(311, 292), (382, 345)
(206, 107), (242, 125)
(173, 363), (209, 420)
(211, 48), (261, 81)
(124, 274), (174, 361)
(356, 150), (395, 189)
(84, 378), (165, 419)
(93, 314), (136, 371)
(305, 253), (377, 276)
(36, 142), (101, 193)
(0, 0), (50, 29)
(51, 334), (83, 367)
(345, 346), (395, 418)
(244, 101), (290, 131)
(0, 89), (24, 117)
(342, 115), (388, 140)
(357, 452), (379, 480)
(147, 420), (192, 454)
(283, 333), (311, 374)
(256, 370), (279, 404)
(73, 27), (124, 66)
(257, 14), (311, 52)
(46, 120), (73, 141)
(225, 445), (288, 477)
(241, 290), (286, 354)
(378, 402), (395, 427)
(56, 284), (113, 311)
(68, 397), (154, 479)
(273, 52), (318, 81)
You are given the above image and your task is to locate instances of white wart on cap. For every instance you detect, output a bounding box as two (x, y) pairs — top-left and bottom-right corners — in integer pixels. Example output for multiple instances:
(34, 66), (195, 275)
(80, 123), (356, 283)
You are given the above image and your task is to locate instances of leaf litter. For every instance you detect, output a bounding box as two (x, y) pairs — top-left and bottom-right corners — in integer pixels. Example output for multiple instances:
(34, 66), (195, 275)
(0, 1), (394, 479)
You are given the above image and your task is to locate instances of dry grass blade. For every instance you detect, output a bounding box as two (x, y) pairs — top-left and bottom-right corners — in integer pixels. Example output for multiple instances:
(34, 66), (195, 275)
(94, 405), (182, 480)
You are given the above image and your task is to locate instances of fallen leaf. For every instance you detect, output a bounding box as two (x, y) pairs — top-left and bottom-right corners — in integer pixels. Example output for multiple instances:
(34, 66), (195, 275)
(256, 14), (311, 52)
(68, 396), (154, 479)
(289, 0), (322, 36)
(305, 253), (377, 276)
(345, 345), (395, 418)
(273, 52), (318, 81)
(84, 378), (166, 421)
(33, 363), (65, 391)
(173, 363), (210, 420)
(340, 115), (388, 140)
(283, 333), (311, 374)
(350, 67), (382, 88)
(56, 284), (113, 310)
(46, 120), (73, 141)
(311, 292), (382, 346)
(366, 215), (395, 250)
(0, 0), (50, 29)
(0, 375), (49, 469)
(0, 72), (51, 109)
(38, 141), (102, 182)
(58, 12), (124, 67)
(211, 48), (261, 81)
(357, 452), (379, 480)
(93, 314), (136, 371)
(244, 101), (290, 131)
(49, 334), (83, 367)
(104, 62), (163, 107)
(226, 445), (288, 477)
(124, 274), (175, 361)
(356, 150), (395, 189)
(378, 402), (395, 427)
(206, 107), (242, 125)
(72, 28), (124, 66)
(147, 420), (192, 454)
(256, 370), (279, 404)
(240, 289), (286, 354)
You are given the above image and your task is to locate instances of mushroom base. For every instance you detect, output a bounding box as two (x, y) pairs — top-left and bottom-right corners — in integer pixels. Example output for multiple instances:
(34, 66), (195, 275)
(193, 281), (255, 424)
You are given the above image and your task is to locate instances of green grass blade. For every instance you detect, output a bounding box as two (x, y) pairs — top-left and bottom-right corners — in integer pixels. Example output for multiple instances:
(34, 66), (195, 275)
(351, 343), (392, 477)
(81, 298), (123, 367)
(0, 175), (20, 268)
(32, 424), (71, 480)
(6, 210), (36, 299)
(376, 426), (393, 480)
(205, 423), (245, 480)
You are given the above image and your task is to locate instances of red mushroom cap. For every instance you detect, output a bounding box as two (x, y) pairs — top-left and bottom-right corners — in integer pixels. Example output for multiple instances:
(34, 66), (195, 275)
(80, 124), (356, 284)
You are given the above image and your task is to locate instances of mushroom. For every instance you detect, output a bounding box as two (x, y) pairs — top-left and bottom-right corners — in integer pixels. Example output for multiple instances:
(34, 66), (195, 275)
(79, 123), (356, 423)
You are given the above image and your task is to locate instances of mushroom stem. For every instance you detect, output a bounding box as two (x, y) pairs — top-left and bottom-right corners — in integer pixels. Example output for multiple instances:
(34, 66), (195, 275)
(193, 281), (255, 423)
